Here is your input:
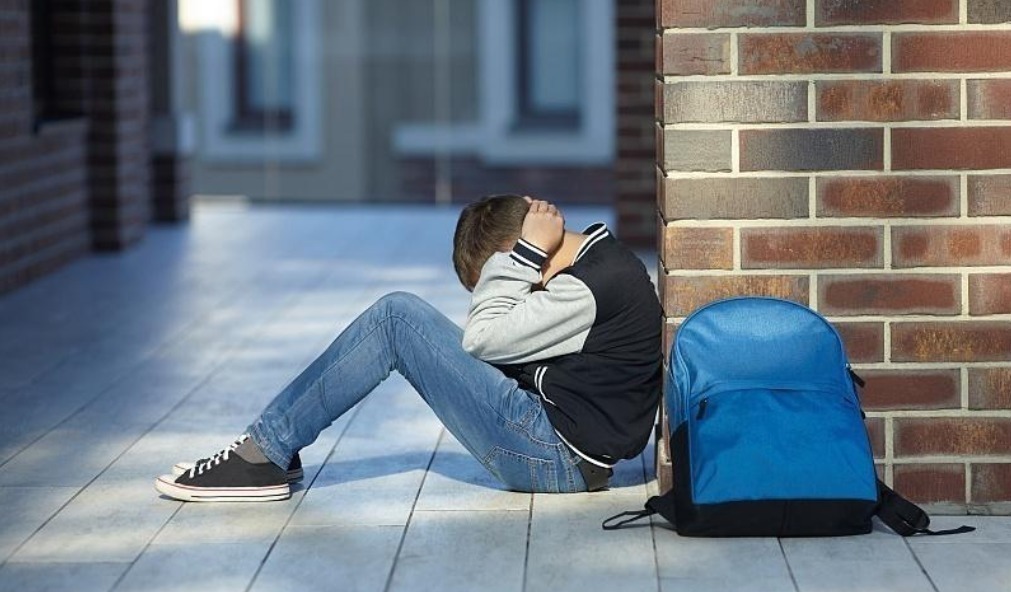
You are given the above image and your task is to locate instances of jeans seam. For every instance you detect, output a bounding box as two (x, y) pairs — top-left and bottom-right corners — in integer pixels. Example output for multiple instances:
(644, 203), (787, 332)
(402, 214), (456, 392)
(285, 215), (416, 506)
(484, 447), (559, 493)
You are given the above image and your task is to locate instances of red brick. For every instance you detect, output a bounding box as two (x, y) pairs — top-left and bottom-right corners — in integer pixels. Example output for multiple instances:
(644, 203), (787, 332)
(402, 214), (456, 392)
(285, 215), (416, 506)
(893, 32), (1011, 72)
(660, 176), (809, 221)
(968, 368), (1011, 410)
(866, 417), (885, 459)
(740, 33), (882, 75)
(742, 227), (883, 269)
(661, 227), (734, 270)
(972, 463), (1011, 504)
(968, 79), (1011, 120)
(662, 275), (809, 316)
(892, 127), (1011, 170)
(835, 322), (885, 363)
(970, 274), (1011, 315)
(968, 175), (1011, 216)
(657, 32), (730, 76)
(895, 417), (1011, 456)
(658, 0), (805, 28)
(893, 464), (966, 505)
(817, 0), (957, 25)
(858, 369), (961, 410)
(892, 225), (1011, 267)
(817, 176), (958, 218)
(892, 322), (1011, 362)
(820, 274), (960, 316)
(817, 80), (958, 122)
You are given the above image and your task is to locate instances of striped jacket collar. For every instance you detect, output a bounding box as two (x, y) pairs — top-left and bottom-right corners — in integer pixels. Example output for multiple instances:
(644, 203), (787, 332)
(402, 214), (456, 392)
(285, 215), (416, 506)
(574, 222), (611, 263)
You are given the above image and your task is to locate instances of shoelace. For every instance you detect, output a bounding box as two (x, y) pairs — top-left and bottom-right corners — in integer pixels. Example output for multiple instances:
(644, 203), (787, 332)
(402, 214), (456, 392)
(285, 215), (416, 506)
(187, 435), (248, 478)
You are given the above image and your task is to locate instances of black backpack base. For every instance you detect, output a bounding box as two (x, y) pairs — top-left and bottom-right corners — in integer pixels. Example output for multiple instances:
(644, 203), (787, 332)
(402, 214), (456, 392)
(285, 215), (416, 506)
(604, 480), (975, 538)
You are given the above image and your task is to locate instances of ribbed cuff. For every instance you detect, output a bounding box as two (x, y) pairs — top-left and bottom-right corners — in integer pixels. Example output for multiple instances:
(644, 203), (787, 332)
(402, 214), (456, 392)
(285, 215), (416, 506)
(510, 238), (548, 270)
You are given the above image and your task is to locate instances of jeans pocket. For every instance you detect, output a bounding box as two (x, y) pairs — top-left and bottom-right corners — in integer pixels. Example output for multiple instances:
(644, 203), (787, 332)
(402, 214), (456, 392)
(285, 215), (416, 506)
(483, 447), (560, 493)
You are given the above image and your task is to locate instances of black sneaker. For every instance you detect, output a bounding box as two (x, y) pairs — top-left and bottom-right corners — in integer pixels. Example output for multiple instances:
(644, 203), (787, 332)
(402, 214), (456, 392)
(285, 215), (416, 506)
(172, 441), (304, 482)
(155, 437), (290, 502)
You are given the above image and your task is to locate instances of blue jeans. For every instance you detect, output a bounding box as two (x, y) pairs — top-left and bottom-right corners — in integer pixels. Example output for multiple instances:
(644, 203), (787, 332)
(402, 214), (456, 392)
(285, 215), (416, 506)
(247, 291), (587, 493)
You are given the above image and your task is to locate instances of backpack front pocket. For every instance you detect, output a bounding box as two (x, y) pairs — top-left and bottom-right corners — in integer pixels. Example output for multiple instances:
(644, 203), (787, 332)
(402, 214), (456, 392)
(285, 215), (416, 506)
(688, 387), (877, 506)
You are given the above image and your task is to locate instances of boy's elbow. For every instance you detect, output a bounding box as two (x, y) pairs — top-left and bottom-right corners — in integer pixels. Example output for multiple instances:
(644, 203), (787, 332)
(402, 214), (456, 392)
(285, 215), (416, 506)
(461, 329), (507, 362)
(461, 330), (484, 357)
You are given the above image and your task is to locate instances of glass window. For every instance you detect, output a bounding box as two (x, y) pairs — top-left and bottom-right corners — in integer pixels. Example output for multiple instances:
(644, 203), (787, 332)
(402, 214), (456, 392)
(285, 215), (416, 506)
(233, 0), (295, 133)
(516, 0), (581, 130)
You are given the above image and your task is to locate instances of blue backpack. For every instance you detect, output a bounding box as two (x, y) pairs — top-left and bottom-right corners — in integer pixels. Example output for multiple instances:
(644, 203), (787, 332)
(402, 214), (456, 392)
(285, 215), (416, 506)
(604, 297), (972, 537)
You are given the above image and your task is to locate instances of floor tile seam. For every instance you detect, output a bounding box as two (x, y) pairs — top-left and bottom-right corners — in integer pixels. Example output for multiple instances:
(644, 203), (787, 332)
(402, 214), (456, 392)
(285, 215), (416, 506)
(103, 254), (356, 554)
(521, 485), (534, 592)
(106, 221), (354, 590)
(0, 217), (284, 393)
(904, 537), (941, 592)
(241, 401), (367, 592)
(644, 452), (663, 592)
(382, 428), (445, 592)
(777, 538), (802, 592)
(6, 227), (345, 568)
(0, 231), (335, 470)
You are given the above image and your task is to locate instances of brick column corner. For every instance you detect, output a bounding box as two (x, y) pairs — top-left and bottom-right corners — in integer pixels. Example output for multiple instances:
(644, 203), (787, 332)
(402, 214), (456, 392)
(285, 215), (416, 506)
(655, 0), (1011, 513)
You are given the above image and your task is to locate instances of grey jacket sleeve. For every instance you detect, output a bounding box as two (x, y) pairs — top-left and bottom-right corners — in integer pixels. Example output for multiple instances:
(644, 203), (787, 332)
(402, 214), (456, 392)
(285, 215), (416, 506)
(462, 239), (596, 365)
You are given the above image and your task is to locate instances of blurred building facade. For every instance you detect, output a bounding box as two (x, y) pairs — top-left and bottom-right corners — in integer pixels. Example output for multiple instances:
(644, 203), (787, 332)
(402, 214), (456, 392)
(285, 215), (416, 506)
(1, 0), (657, 292)
(0, 0), (191, 294)
(177, 0), (619, 206)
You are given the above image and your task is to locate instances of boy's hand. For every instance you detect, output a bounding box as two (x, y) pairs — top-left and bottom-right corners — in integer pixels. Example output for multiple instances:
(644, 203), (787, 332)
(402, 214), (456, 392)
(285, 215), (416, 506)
(521, 196), (565, 255)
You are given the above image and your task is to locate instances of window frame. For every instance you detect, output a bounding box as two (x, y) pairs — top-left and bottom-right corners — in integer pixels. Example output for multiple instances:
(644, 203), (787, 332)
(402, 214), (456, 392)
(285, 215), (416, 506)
(392, 0), (614, 166)
(230, 0), (296, 134)
(196, 0), (322, 163)
(513, 0), (582, 131)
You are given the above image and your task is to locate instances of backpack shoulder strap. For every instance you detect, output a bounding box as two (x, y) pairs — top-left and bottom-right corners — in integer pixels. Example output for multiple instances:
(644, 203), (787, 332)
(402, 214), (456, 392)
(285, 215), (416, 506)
(876, 479), (975, 536)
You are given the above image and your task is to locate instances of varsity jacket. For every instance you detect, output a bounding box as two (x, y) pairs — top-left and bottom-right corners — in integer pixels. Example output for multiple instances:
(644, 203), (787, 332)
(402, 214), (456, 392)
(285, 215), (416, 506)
(462, 223), (663, 467)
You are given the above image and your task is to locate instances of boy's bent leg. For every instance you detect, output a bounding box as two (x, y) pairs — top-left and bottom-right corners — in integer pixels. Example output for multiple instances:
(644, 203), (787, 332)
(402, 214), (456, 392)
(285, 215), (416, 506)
(247, 291), (586, 493)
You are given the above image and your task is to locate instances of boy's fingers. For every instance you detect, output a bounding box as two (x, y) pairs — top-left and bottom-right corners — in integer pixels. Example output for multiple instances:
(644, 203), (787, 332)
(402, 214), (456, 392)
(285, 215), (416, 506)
(523, 195), (533, 204)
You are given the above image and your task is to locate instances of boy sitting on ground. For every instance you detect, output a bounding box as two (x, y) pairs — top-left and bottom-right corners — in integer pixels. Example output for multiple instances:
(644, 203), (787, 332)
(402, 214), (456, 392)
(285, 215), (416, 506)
(155, 194), (662, 501)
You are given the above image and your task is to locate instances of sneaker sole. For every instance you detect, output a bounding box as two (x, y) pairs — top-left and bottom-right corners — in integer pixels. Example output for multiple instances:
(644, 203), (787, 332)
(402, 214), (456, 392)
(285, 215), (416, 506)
(171, 462), (304, 482)
(155, 475), (290, 502)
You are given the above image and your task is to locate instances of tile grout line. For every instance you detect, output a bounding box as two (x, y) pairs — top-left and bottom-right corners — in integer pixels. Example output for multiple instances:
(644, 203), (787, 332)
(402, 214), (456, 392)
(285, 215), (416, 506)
(382, 428), (445, 592)
(85, 263), (351, 584)
(242, 401), (367, 592)
(3, 213), (365, 567)
(904, 537), (941, 592)
(644, 447), (662, 592)
(521, 488), (534, 592)
(778, 538), (802, 592)
(0, 217), (335, 471)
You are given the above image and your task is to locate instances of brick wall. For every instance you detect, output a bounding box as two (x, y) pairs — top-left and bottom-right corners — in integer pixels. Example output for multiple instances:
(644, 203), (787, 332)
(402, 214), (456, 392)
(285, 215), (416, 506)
(83, 0), (152, 249)
(0, 0), (90, 293)
(616, 0), (657, 247)
(656, 0), (1011, 513)
(1, 0), (190, 295)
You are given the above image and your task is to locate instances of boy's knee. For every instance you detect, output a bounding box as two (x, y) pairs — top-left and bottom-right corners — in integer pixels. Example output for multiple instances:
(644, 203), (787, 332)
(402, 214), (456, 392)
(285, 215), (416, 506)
(375, 291), (425, 315)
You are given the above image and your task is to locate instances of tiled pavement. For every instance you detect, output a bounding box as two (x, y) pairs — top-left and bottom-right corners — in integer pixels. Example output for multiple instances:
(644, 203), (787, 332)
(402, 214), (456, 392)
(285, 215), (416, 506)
(0, 203), (1008, 592)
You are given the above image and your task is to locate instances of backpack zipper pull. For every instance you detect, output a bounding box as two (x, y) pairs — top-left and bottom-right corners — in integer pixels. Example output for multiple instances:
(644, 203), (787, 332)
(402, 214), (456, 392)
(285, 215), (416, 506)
(696, 398), (708, 420)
